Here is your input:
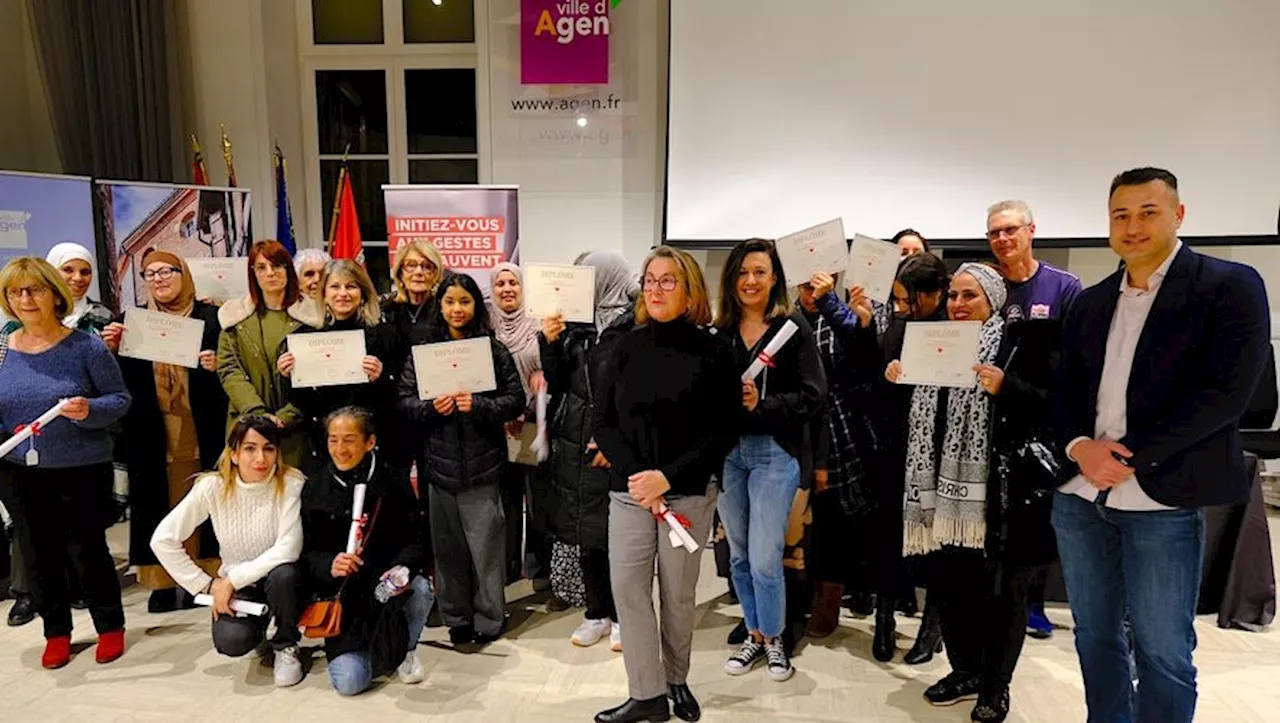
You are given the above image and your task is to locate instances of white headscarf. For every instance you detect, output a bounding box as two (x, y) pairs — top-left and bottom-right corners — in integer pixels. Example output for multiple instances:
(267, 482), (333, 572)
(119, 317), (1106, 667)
(45, 242), (96, 328)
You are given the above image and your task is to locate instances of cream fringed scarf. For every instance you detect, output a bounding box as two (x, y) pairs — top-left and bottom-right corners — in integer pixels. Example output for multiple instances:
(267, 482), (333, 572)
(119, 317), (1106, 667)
(902, 315), (1004, 556)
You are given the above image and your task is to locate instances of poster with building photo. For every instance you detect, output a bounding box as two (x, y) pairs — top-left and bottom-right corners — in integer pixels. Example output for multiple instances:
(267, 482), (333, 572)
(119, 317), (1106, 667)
(0, 171), (99, 303)
(96, 181), (252, 313)
(383, 185), (519, 297)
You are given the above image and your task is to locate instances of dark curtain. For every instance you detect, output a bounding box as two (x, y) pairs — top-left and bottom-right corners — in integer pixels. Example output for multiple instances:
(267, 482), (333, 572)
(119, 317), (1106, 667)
(25, 0), (177, 182)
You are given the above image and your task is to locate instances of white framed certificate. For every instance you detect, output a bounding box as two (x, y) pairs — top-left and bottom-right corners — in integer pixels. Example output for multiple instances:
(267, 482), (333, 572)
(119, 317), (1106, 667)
(186, 257), (249, 303)
(774, 218), (848, 287)
(898, 321), (983, 388)
(524, 264), (596, 323)
(287, 330), (368, 388)
(844, 234), (900, 303)
(118, 308), (205, 368)
(412, 337), (497, 401)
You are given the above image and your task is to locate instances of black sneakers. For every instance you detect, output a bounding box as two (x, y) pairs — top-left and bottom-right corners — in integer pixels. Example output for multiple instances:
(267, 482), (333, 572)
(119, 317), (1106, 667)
(925, 671), (982, 706)
(723, 639), (765, 675)
(971, 686), (1011, 722)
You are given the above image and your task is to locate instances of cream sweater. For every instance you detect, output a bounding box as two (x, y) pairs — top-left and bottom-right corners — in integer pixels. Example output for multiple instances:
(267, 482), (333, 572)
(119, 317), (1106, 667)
(150, 469), (306, 594)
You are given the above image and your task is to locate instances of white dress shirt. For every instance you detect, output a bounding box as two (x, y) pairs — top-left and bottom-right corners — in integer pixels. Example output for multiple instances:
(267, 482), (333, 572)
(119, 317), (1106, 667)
(1060, 241), (1183, 511)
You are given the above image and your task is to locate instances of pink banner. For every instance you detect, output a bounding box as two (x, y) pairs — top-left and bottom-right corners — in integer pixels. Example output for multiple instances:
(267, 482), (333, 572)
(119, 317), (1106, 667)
(521, 0), (610, 85)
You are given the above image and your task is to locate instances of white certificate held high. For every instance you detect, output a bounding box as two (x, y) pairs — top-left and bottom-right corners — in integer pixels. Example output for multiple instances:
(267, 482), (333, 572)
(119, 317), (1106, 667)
(844, 234), (900, 303)
(118, 308), (205, 368)
(524, 264), (595, 324)
(775, 218), (848, 287)
(898, 321), (983, 388)
(187, 257), (249, 302)
(412, 337), (497, 401)
(287, 330), (368, 388)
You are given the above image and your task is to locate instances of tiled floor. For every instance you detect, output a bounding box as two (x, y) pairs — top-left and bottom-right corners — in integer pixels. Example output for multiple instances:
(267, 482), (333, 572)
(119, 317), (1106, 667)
(2, 518), (1278, 723)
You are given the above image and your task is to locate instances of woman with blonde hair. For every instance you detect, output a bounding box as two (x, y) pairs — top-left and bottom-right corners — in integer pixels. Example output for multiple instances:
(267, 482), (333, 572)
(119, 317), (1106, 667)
(383, 239), (447, 347)
(151, 414), (307, 688)
(0, 257), (131, 669)
(593, 247), (741, 723)
(279, 259), (403, 473)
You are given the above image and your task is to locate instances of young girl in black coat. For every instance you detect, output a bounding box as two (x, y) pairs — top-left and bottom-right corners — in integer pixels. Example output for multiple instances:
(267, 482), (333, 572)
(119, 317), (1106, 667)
(397, 273), (524, 645)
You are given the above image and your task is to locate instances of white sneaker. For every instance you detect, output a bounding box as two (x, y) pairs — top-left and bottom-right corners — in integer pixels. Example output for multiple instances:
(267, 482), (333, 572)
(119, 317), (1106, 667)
(273, 645), (304, 687)
(610, 622), (622, 652)
(571, 618), (612, 647)
(397, 649), (425, 684)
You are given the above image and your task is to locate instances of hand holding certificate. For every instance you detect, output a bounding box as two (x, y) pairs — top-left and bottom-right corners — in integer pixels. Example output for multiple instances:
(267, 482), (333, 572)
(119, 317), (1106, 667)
(525, 264), (595, 324)
(897, 321), (983, 388)
(119, 308), (205, 368)
(844, 234), (900, 303)
(287, 330), (368, 387)
(412, 337), (497, 400)
(186, 257), (249, 303)
(775, 218), (848, 287)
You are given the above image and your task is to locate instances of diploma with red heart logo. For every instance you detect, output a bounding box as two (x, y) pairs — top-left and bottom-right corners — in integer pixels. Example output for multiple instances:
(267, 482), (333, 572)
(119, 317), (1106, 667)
(775, 218), (848, 287)
(844, 233), (899, 303)
(118, 307), (205, 368)
(524, 263), (596, 324)
(287, 330), (367, 387)
(186, 257), (249, 303)
(897, 321), (984, 389)
(412, 337), (498, 401)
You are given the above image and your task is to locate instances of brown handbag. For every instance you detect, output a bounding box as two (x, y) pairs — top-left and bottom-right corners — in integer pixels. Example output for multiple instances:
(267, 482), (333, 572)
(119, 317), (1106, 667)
(299, 498), (382, 639)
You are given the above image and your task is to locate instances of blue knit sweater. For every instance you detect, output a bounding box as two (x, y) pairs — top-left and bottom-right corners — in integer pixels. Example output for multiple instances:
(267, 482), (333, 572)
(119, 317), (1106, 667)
(0, 331), (131, 468)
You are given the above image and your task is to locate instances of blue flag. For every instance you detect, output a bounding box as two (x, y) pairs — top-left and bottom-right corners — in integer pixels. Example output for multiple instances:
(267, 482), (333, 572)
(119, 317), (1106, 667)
(273, 144), (296, 255)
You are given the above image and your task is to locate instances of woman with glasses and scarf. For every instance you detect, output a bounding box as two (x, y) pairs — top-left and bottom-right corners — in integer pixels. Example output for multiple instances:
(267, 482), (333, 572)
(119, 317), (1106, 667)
(115, 250), (228, 614)
(540, 251), (638, 651)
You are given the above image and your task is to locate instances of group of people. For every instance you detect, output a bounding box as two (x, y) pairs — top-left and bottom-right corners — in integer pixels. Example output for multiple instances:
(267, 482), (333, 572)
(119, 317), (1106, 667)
(0, 166), (1269, 723)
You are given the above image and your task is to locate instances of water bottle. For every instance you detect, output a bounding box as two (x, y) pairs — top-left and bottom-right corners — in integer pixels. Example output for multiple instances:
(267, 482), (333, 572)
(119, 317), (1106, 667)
(374, 565), (410, 603)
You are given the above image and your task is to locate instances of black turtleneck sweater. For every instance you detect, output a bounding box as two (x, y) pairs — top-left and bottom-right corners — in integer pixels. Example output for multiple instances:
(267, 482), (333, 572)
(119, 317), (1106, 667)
(592, 319), (742, 498)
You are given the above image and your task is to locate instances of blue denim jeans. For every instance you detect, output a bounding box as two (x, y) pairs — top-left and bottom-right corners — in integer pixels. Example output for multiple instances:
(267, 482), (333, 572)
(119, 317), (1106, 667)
(327, 575), (434, 696)
(1051, 492), (1205, 723)
(718, 435), (800, 639)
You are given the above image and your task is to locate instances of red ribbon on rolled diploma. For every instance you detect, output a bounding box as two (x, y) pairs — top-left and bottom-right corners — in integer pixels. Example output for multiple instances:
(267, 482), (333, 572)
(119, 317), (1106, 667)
(756, 351), (776, 369)
(13, 422), (42, 437)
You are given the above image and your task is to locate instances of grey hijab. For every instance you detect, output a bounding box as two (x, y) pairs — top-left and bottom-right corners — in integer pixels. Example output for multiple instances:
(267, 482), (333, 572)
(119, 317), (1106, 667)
(576, 250), (639, 334)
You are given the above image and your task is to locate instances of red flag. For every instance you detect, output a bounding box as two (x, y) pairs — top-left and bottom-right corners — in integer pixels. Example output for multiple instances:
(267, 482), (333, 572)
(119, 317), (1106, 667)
(190, 134), (209, 186)
(328, 165), (363, 263)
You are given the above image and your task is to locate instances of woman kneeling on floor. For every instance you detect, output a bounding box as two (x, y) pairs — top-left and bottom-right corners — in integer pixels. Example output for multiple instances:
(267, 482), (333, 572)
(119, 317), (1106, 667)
(151, 414), (307, 688)
(301, 406), (433, 695)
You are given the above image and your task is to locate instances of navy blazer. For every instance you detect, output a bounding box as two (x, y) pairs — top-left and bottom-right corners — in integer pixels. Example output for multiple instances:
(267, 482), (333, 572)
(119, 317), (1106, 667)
(1056, 244), (1271, 508)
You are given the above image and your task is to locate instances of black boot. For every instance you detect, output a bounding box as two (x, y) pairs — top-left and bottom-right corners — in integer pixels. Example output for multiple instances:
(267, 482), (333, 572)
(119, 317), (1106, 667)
(668, 684), (701, 722)
(905, 597), (943, 665)
(595, 696), (671, 723)
(6, 593), (35, 627)
(726, 620), (748, 646)
(872, 599), (896, 662)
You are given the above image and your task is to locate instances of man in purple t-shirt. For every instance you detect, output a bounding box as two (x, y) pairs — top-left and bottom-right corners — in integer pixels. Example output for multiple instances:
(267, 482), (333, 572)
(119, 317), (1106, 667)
(986, 199), (1083, 642)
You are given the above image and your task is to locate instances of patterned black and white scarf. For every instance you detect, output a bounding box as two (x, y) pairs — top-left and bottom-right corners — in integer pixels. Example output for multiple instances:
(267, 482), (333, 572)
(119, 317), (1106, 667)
(902, 314), (1004, 555)
(808, 310), (878, 517)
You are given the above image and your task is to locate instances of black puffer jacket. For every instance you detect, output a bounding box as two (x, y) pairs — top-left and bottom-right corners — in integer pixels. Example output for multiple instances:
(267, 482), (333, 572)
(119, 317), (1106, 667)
(540, 311), (633, 550)
(397, 335), (525, 491)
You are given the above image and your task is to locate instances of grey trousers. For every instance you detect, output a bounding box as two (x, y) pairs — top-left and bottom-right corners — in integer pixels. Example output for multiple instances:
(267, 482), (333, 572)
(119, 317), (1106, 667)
(429, 483), (507, 637)
(609, 485), (719, 701)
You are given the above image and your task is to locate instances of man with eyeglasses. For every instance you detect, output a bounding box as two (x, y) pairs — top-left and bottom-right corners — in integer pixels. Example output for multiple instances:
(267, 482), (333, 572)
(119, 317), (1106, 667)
(984, 200), (1083, 644)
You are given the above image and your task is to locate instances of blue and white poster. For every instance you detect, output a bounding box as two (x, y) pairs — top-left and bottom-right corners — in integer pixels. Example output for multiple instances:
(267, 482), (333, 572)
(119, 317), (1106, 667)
(0, 171), (99, 299)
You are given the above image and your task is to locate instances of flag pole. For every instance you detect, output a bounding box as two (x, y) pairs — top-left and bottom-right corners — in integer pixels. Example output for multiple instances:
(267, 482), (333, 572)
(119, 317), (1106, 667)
(326, 143), (351, 255)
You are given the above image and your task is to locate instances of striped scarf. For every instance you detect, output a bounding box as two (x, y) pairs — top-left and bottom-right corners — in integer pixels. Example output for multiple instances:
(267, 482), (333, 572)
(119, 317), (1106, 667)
(808, 310), (879, 517)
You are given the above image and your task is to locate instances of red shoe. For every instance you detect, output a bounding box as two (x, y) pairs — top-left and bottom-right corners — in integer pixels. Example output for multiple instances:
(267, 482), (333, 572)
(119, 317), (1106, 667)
(42, 636), (72, 669)
(95, 629), (126, 664)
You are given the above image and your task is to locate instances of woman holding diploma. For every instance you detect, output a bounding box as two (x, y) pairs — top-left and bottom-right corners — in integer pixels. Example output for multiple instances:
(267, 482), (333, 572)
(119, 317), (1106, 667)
(300, 407), (432, 695)
(540, 251), (638, 650)
(397, 273), (524, 646)
(115, 250), (228, 614)
(884, 263), (1041, 721)
(216, 240), (323, 469)
(715, 239), (826, 682)
(280, 260), (402, 474)
(0, 257), (131, 669)
(811, 251), (951, 663)
(150, 414), (307, 688)
(591, 246), (739, 723)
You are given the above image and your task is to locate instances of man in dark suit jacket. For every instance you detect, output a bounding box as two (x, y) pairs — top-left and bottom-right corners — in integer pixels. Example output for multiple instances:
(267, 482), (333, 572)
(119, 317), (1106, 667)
(1053, 168), (1270, 723)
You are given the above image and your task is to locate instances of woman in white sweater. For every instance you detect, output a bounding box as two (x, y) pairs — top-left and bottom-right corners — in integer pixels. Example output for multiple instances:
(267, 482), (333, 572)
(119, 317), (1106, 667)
(150, 414), (307, 688)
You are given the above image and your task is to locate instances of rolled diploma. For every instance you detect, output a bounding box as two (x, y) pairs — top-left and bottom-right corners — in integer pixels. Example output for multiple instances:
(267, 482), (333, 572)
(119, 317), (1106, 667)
(531, 389), (551, 462)
(193, 594), (268, 617)
(740, 320), (799, 382)
(0, 400), (68, 459)
(660, 504), (701, 553)
(345, 483), (368, 554)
